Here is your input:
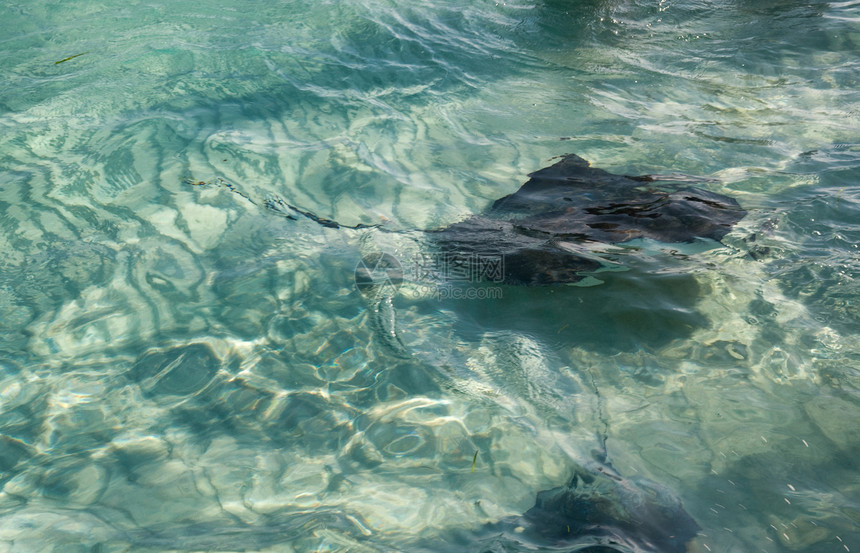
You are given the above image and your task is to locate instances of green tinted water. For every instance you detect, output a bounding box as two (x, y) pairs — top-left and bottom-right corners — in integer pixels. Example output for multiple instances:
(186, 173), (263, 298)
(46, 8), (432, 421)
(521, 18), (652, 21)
(0, 0), (858, 551)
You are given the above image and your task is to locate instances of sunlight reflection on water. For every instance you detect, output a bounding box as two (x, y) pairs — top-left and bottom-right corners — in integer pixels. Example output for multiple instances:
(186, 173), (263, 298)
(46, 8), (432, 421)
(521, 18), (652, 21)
(0, 0), (858, 551)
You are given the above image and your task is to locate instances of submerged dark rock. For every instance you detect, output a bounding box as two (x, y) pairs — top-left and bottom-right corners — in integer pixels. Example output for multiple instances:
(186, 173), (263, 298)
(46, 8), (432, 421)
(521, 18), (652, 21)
(431, 154), (746, 285)
(476, 462), (701, 553)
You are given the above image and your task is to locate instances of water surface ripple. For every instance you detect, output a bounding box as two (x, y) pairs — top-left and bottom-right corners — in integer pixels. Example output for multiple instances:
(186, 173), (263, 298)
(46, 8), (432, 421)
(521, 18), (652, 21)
(0, 0), (858, 552)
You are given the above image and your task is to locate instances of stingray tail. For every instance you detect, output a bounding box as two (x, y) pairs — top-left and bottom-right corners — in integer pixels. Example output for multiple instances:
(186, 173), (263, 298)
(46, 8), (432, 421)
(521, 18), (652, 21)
(264, 196), (381, 230)
(182, 176), (381, 231)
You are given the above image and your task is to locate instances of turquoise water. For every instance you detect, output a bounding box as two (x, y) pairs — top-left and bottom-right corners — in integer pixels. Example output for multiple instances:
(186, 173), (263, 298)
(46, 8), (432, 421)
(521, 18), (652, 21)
(1, 0), (859, 551)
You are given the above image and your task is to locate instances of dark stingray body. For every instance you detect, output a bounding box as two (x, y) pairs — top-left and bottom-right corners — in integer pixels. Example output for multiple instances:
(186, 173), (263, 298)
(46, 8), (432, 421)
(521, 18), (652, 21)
(431, 154), (746, 285)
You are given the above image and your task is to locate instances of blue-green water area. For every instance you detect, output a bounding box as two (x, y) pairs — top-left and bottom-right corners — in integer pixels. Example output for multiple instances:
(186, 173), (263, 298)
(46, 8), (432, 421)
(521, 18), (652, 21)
(0, 0), (858, 551)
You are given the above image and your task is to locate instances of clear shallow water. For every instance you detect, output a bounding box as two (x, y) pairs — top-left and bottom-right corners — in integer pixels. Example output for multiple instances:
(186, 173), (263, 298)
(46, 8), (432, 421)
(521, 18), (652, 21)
(0, 0), (858, 551)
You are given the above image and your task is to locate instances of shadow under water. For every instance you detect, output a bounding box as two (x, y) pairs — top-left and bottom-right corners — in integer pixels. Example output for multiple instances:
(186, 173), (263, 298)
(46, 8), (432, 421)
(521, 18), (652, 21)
(440, 266), (706, 354)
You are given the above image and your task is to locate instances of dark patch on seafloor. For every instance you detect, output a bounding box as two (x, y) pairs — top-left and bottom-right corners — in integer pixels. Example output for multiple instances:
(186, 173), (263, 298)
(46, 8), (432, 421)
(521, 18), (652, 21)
(432, 461), (701, 553)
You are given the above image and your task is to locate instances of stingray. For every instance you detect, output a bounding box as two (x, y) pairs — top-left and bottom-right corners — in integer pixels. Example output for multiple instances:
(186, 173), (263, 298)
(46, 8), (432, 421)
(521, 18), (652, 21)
(427, 154), (746, 286)
(187, 153), (746, 287)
